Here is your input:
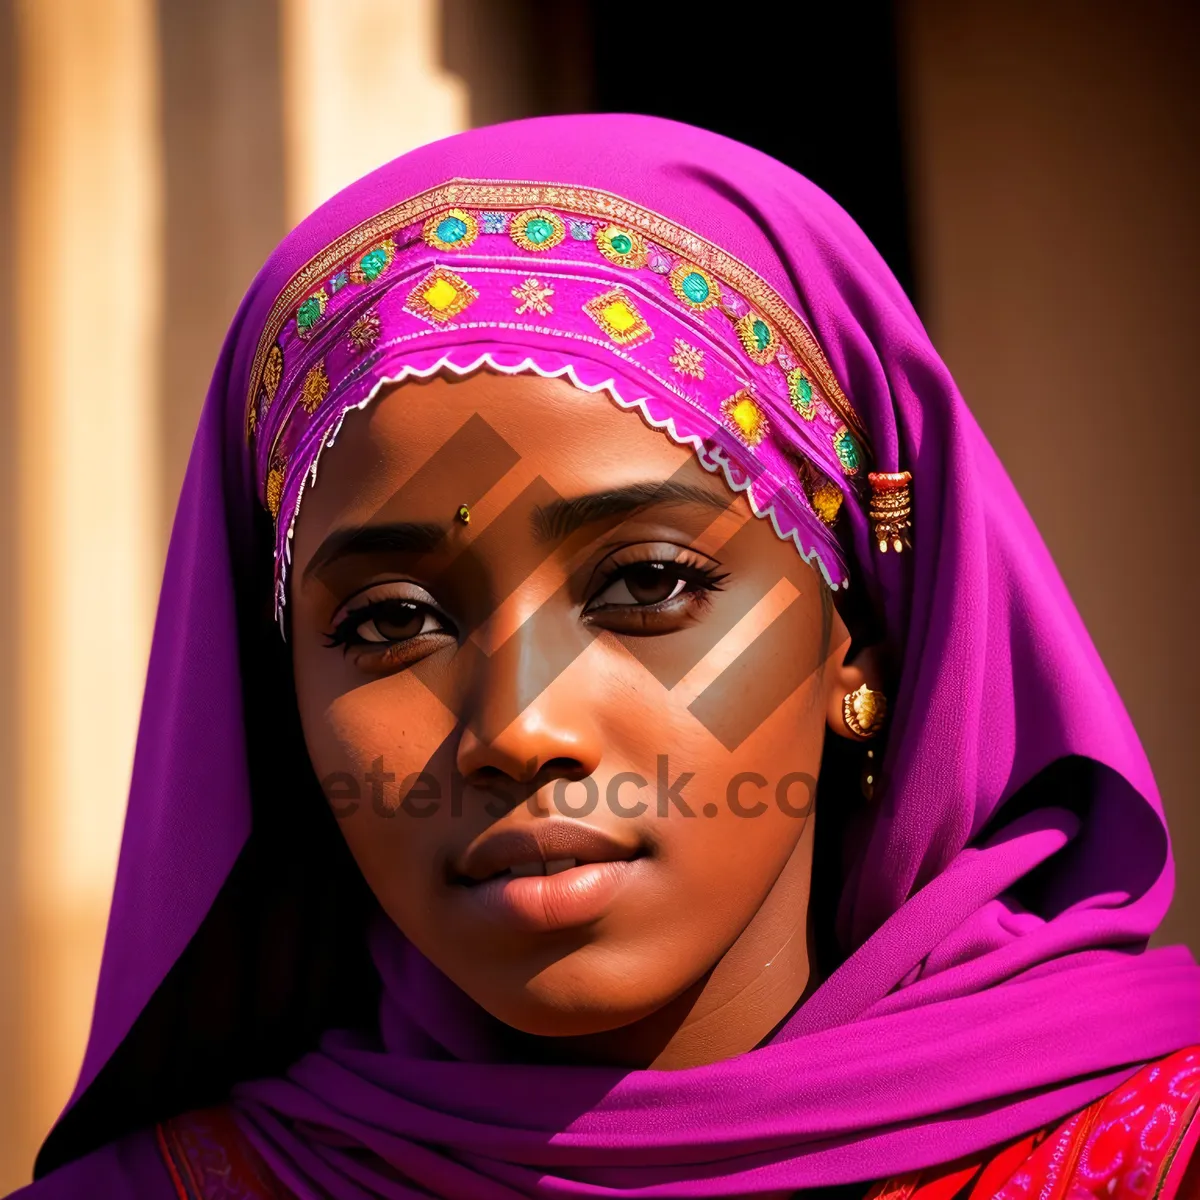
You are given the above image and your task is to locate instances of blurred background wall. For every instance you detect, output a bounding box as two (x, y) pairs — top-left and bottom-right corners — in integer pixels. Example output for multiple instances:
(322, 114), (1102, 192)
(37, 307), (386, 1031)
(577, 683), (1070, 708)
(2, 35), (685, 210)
(0, 0), (1195, 1189)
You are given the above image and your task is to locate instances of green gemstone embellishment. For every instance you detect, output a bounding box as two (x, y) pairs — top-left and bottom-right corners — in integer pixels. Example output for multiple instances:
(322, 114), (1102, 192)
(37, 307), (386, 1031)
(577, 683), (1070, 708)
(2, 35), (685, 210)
(834, 428), (862, 475)
(610, 232), (633, 255)
(680, 271), (710, 304)
(751, 319), (771, 352)
(788, 369), (815, 418)
(357, 247), (391, 281)
(296, 293), (325, 334)
(525, 217), (555, 245)
(435, 215), (468, 244)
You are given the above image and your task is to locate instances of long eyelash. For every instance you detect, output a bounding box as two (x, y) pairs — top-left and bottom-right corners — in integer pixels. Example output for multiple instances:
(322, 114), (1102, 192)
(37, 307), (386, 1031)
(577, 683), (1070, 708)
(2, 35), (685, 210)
(324, 599), (432, 650)
(593, 558), (730, 606)
(672, 562), (730, 592)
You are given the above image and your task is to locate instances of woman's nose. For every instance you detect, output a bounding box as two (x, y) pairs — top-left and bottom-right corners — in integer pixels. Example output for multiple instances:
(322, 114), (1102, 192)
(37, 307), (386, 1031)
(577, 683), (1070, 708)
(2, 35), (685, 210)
(454, 620), (603, 787)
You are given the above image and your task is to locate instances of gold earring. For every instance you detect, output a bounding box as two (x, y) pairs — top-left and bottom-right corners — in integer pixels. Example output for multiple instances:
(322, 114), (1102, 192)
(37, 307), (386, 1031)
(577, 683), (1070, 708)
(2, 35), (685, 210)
(842, 683), (887, 739)
(456, 503), (471, 524)
(861, 747), (878, 802)
(868, 470), (913, 553)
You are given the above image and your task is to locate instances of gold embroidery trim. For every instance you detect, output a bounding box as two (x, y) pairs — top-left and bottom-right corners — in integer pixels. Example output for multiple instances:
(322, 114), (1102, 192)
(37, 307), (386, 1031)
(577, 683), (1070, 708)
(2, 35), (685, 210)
(1150, 1083), (1200, 1200)
(245, 180), (866, 449)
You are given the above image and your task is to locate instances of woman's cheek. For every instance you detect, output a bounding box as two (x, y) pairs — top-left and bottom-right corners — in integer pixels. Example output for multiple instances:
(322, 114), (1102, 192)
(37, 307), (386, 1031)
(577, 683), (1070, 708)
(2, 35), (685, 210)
(304, 669), (459, 817)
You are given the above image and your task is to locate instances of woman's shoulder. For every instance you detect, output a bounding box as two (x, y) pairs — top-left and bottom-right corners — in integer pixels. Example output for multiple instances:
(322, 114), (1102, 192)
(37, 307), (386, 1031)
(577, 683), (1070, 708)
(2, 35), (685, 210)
(5, 1107), (290, 1200)
(867, 1045), (1200, 1200)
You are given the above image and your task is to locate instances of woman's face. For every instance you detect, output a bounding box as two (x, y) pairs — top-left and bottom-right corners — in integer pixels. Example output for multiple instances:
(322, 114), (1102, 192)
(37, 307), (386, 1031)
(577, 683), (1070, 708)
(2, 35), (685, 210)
(290, 372), (863, 1062)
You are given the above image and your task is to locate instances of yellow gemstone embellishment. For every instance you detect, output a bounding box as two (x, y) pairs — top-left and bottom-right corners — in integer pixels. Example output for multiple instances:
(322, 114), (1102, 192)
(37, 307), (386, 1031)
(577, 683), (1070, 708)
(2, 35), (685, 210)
(811, 479), (844, 525)
(583, 287), (652, 346)
(426, 278), (458, 308)
(404, 266), (479, 325)
(721, 390), (769, 447)
(300, 358), (330, 415)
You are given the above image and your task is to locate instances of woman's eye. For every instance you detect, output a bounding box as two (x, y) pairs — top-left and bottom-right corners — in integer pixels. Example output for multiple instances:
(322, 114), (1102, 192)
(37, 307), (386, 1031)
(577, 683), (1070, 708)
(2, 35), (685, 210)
(585, 558), (727, 619)
(328, 599), (449, 648)
(590, 563), (692, 608)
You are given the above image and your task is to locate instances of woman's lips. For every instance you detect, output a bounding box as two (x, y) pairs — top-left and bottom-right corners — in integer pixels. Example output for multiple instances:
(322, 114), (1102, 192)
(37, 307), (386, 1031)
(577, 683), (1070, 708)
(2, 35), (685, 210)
(451, 820), (647, 931)
(456, 857), (646, 931)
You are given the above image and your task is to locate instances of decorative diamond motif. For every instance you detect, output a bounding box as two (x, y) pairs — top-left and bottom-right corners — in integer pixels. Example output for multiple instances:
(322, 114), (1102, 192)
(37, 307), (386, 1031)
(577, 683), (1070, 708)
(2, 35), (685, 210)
(668, 337), (706, 380)
(511, 276), (555, 316)
(583, 288), (652, 346)
(404, 267), (479, 325)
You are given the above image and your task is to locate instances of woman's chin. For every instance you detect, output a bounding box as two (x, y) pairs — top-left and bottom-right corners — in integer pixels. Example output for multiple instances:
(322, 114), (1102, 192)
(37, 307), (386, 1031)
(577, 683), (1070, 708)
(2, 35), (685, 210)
(464, 956), (688, 1043)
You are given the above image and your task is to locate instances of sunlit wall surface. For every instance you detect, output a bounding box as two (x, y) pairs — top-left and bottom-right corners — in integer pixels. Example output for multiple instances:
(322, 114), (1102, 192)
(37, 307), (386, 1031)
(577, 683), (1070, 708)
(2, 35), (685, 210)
(0, 1), (469, 1187)
(0, 1), (1195, 1193)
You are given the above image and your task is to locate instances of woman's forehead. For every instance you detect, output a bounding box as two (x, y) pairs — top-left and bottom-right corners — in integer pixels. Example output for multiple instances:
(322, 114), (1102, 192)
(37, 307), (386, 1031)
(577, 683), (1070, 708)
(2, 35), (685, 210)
(299, 372), (699, 531)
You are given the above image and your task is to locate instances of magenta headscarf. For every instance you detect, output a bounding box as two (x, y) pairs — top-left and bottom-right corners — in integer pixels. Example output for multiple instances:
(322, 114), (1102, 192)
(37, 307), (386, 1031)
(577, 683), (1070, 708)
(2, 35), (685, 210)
(25, 115), (1200, 1199)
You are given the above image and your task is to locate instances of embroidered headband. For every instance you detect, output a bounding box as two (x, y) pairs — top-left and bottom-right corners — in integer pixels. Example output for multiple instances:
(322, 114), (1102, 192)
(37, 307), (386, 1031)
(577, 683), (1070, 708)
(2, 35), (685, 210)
(247, 181), (879, 629)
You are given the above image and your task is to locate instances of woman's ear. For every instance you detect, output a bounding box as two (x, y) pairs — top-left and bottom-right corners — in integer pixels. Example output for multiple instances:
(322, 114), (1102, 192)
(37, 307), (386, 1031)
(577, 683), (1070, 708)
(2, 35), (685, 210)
(822, 605), (887, 741)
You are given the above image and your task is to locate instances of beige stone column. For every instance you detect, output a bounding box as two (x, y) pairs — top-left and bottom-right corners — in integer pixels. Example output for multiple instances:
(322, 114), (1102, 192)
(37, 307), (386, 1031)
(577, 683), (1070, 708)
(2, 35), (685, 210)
(9, 0), (162, 1186)
(158, 0), (286, 528)
(0, 2), (20, 1191)
(279, 0), (468, 224)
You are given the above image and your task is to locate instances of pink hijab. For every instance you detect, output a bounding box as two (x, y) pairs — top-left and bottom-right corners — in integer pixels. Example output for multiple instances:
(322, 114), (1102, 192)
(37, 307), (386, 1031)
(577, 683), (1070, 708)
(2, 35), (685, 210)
(27, 115), (1200, 1198)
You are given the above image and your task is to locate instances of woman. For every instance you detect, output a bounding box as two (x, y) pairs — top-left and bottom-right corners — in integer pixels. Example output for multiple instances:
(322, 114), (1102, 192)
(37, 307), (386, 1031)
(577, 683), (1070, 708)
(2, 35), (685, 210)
(10, 114), (1200, 1199)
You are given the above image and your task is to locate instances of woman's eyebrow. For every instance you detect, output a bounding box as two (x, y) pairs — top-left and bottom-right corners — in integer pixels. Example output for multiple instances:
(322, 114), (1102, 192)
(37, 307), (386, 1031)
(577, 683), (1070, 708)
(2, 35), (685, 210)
(303, 520), (447, 582)
(531, 481), (734, 542)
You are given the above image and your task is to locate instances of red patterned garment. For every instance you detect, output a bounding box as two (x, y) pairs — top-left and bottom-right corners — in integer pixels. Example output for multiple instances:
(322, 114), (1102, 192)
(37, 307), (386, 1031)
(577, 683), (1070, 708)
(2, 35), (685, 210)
(156, 1108), (292, 1200)
(865, 1047), (1200, 1200)
(157, 1047), (1200, 1200)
